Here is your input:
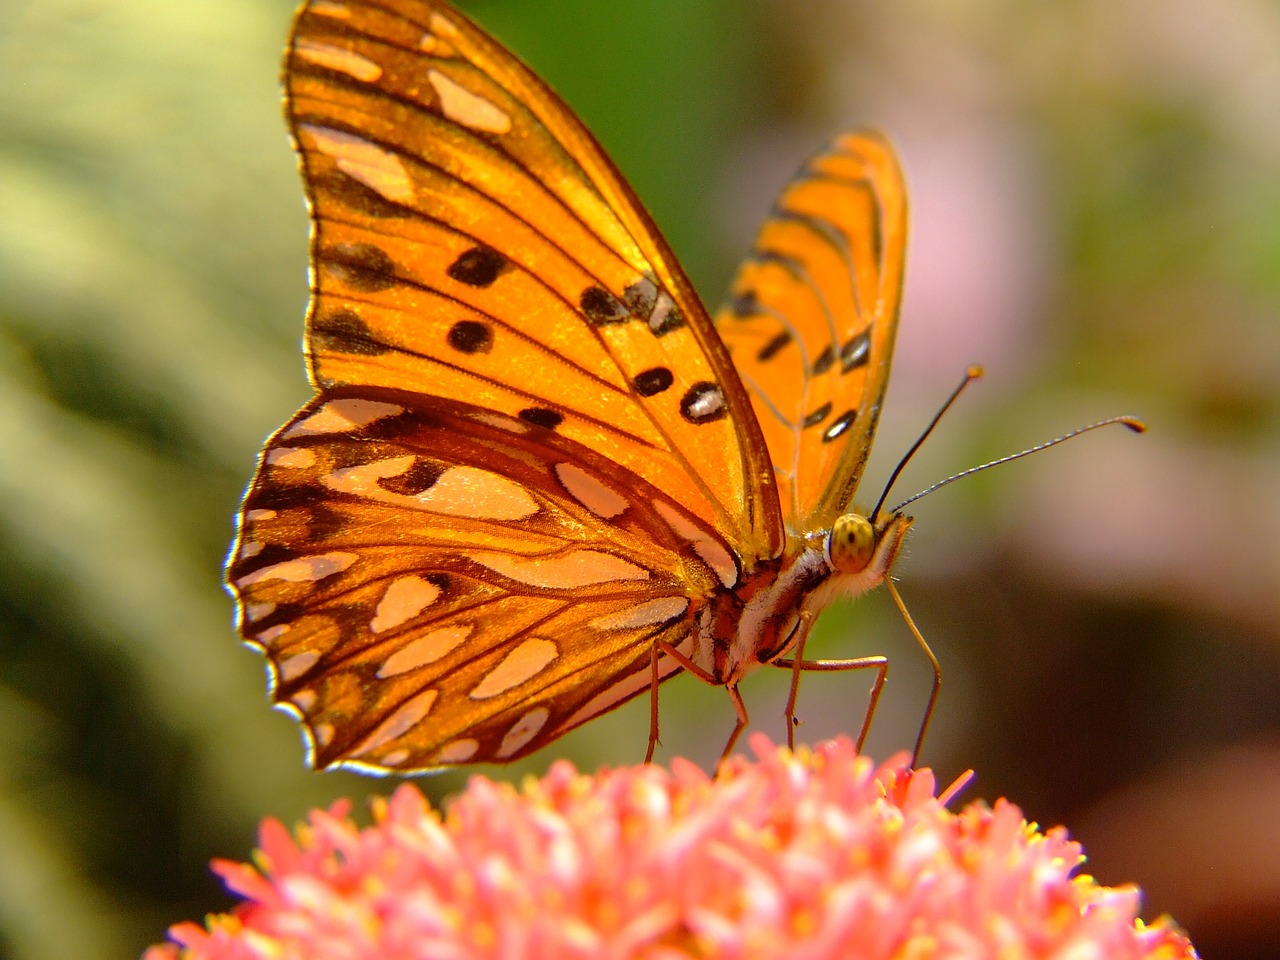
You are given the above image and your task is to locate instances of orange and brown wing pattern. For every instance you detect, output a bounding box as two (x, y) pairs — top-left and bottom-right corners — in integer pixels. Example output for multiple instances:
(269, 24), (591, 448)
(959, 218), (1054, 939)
(287, 0), (781, 559)
(228, 396), (737, 770)
(714, 132), (907, 529)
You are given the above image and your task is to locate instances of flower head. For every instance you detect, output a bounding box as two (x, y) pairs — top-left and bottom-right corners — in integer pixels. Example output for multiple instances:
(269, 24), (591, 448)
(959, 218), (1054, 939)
(146, 735), (1197, 959)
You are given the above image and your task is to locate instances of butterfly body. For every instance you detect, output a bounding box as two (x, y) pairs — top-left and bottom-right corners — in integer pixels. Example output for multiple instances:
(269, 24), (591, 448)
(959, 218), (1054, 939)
(692, 511), (911, 688)
(228, 0), (910, 772)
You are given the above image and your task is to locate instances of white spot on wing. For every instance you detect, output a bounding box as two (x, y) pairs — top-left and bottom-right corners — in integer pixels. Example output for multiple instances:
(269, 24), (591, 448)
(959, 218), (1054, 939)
(377, 624), (472, 678)
(380, 748), (410, 767)
(323, 458), (539, 521)
(418, 23), (457, 57)
(291, 689), (317, 713)
(465, 550), (648, 588)
(283, 398), (404, 438)
(649, 291), (677, 333)
(589, 597), (689, 631)
(349, 689), (438, 757)
(468, 411), (528, 433)
(236, 551), (357, 586)
(245, 509), (277, 521)
(294, 39), (381, 82)
(256, 624), (289, 644)
(496, 706), (550, 759)
(653, 501), (738, 588)
(371, 575), (442, 633)
(436, 738), (479, 763)
(244, 601), (276, 622)
(555, 462), (628, 519)
(323, 455), (413, 494)
(297, 125), (416, 206)
(279, 651), (320, 682)
(420, 466), (538, 520)
(267, 447), (316, 469)
(469, 638), (558, 700)
(428, 12), (459, 37)
(427, 69), (512, 134)
(684, 385), (726, 421)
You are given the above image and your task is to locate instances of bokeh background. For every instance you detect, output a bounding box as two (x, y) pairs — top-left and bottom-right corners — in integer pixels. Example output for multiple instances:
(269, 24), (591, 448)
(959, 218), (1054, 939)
(3, 0), (1278, 957)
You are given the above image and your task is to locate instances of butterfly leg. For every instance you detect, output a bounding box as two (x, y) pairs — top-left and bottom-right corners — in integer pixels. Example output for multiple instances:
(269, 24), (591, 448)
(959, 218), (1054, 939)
(655, 639), (747, 766)
(781, 612), (817, 750)
(771, 650), (888, 755)
(720, 683), (750, 765)
(884, 577), (941, 769)
(646, 643), (662, 763)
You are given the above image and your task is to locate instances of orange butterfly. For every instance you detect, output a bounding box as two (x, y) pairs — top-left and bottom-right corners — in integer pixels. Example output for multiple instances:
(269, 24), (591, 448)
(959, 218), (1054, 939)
(228, 0), (919, 773)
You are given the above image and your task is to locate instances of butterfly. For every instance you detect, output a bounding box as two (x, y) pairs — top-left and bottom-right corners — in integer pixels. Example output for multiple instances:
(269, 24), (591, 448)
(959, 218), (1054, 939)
(227, 0), (920, 774)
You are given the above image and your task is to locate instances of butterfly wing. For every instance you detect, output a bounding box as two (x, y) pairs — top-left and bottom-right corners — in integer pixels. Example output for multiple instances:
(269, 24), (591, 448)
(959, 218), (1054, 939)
(228, 0), (779, 770)
(286, 0), (780, 552)
(714, 133), (907, 529)
(231, 395), (726, 769)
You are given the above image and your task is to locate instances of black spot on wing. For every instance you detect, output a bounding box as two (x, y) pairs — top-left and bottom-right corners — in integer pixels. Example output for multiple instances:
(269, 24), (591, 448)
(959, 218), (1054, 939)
(802, 402), (832, 429)
(822, 409), (857, 443)
(633, 367), (674, 397)
(313, 169), (406, 220)
(447, 246), (509, 288)
(751, 249), (804, 275)
(622, 279), (657, 315)
(622, 278), (684, 336)
(580, 285), (628, 325)
(447, 319), (493, 354)
(320, 242), (399, 292)
(756, 330), (792, 363)
(648, 297), (685, 336)
(812, 345), (835, 375)
(518, 407), (563, 430)
(727, 291), (760, 318)
(841, 330), (871, 372)
(311, 308), (390, 356)
(680, 382), (727, 424)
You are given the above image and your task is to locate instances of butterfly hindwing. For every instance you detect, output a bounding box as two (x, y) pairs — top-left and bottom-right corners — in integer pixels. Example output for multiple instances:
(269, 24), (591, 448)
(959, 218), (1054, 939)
(714, 133), (907, 528)
(230, 394), (727, 768)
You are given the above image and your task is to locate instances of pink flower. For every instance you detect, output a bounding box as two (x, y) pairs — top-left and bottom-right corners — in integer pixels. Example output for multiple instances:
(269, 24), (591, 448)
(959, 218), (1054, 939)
(146, 735), (1197, 959)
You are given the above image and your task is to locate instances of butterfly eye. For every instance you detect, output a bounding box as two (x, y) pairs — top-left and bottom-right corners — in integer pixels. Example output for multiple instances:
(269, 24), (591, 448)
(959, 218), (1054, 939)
(827, 514), (877, 574)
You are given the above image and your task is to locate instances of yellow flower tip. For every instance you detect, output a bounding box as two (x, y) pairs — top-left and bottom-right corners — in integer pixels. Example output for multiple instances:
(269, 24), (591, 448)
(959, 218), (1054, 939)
(147, 734), (1200, 959)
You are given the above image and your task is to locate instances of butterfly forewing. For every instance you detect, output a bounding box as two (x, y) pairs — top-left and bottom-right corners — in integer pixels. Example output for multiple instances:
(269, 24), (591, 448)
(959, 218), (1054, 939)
(714, 133), (906, 528)
(286, 0), (780, 554)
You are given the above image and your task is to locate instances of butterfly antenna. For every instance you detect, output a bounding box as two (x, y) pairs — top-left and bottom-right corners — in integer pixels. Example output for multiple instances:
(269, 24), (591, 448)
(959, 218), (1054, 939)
(891, 415), (1147, 514)
(870, 364), (985, 522)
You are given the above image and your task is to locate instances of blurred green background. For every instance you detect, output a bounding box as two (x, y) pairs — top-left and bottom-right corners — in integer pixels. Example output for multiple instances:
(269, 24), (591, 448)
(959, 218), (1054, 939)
(3, 0), (1278, 957)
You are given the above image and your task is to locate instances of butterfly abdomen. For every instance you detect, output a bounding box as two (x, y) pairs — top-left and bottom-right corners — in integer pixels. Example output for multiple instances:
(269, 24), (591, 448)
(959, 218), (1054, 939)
(695, 548), (826, 684)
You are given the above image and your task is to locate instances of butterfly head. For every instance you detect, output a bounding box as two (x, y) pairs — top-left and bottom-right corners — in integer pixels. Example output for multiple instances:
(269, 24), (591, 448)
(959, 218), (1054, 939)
(826, 511), (913, 581)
